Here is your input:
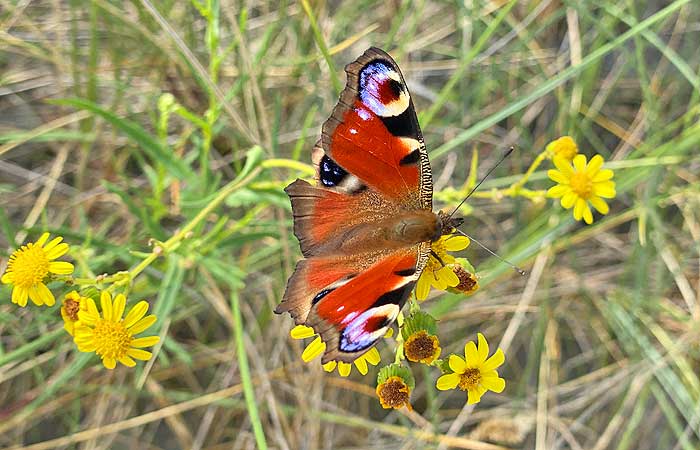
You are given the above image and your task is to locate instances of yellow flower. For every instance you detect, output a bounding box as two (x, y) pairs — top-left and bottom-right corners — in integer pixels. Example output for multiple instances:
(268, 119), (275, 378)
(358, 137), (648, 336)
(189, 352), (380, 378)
(416, 234), (470, 300)
(449, 265), (479, 295)
(290, 324), (381, 376)
(547, 154), (616, 224)
(404, 330), (441, 365)
(376, 376), (412, 410)
(436, 333), (505, 405)
(1, 232), (74, 307)
(545, 136), (578, 161)
(74, 291), (160, 369)
(60, 290), (89, 336)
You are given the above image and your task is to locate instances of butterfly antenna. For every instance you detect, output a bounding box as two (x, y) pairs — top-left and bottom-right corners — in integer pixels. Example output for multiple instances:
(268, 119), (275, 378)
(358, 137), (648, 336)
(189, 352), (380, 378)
(447, 147), (515, 220)
(454, 228), (526, 276)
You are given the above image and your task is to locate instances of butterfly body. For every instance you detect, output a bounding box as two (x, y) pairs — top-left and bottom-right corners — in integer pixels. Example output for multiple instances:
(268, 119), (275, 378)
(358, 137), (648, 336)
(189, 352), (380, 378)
(277, 48), (460, 363)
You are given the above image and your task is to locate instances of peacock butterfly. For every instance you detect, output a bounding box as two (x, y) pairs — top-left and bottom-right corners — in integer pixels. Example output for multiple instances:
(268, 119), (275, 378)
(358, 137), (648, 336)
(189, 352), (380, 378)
(276, 47), (462, 363)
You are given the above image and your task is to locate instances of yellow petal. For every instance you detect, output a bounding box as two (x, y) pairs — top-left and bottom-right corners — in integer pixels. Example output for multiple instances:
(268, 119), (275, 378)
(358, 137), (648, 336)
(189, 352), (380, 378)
(547, 184), (569, 198)
(436, 373), (460, 390)
(290, 325), (316, 339)
(449, 354), (466, 373)
(589, 196), (609, 214)
(464, 341), (479, 364)
(35, 232), (50, 248)
(128, 315), (157, 335)
(365, 347), (381, 365)
(127, 348), (153, 361)
(13, 286), (29, 307)
(436, 266), (459, 288)
(112, 294), (126, 322)
(482, 376), (506, 393)
(592, 169), (614, 182)
(561, 192), (577, 209)
(553, 157), (574, 176)
(45, 243), (69, 260)
(415, 274), (431, 300)
(48, 261), (74, 275)
(594, 181), (616, 198)
(131, 336), (160, 348)
(476, 333), (489, 364)
(467, 388), (483, 404)
(37, 283), (55, 306)
(573, 198), (586, 221)
(482, 348), (505, 371)
(123, 301), (149, 328)
(572, 154), (587, 172)
(76, 341), (96, 352)
(323, 361), (337, 372)
(354, 357), (368, 375)
(28, 286), (44, 306)
(547, 169), (569, 185)
(338, 361), (352, 377)
(444, 235), (470, 251)
(301, 336), (325, 362)
(118, 355), (136, 367)
(42, 235), (63, 252)
(100, 291), (113, 320)
(1, 272), (12, 284)
(585, 154), (604, 175)
(103, 357), (117, 369)
(582, 202), (593, 224)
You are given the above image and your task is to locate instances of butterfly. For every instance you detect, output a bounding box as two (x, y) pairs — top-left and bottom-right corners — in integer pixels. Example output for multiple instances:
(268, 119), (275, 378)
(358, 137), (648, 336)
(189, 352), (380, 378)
(276, 47), (462, 363)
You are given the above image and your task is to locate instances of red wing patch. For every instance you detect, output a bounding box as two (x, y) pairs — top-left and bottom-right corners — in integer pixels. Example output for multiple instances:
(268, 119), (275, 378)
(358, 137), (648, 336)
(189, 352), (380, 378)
(305, 248), (420, 363)
(329, 100), (421, 201)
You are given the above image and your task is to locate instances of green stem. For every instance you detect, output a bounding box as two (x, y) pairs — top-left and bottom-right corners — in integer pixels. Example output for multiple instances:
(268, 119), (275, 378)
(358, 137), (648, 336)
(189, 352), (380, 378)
(231, 289), (268, 450)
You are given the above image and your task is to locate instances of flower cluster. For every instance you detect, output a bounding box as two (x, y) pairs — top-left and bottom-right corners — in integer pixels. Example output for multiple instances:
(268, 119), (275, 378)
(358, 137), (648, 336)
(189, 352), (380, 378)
(2, 233), (160, 369)
(546, 137), (616, 224)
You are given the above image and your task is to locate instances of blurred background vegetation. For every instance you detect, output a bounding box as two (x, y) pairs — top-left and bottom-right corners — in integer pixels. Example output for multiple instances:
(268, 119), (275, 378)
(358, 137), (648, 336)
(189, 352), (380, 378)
(1, 0), (700, 449)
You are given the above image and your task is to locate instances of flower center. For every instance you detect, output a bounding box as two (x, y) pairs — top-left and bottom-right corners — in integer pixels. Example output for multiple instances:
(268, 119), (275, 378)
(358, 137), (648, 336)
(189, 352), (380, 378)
(569, 171), (593, 199)
(92, 318), (132, 360)
(9, 244), (50, 288)
(377, 377), (411, 409)
(405, 331), (439, 363)
(64, 299), (81, 321)
(458, 368), (482, 392)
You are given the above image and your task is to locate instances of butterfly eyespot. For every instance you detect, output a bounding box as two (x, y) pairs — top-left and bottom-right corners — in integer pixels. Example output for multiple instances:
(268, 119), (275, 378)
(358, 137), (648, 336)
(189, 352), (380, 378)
(320, 155), (348, 187)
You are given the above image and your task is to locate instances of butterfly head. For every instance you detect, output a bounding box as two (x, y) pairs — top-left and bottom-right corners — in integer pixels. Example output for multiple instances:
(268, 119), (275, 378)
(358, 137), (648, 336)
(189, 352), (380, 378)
(435, 211), (464, 241)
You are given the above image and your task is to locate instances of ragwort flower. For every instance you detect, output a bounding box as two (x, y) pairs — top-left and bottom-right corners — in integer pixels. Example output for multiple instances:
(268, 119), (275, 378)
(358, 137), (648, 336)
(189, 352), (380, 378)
(401, 311), (441, 365)
(416, 234), (470, 300)
(61, 290), (90, 336)
(436, 333), (505, 404)
(376, 364), (415, 410)
(449, 265), (479, 295)
(2, 233), (74, 307)
(545, 136), (578, 161)
(547, 154), (616, 224)
(290, 324), (381, 376)
(74, 291), (160, 369)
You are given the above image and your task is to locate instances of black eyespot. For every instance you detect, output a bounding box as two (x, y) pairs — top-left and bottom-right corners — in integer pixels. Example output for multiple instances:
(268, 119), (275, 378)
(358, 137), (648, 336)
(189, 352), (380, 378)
(320, 155), (348, 187)
(388, 78), (403, 97)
